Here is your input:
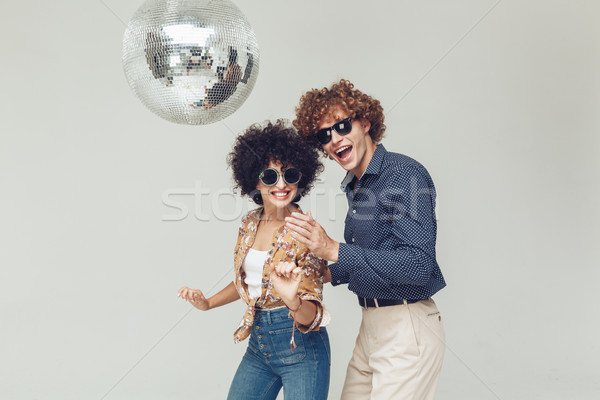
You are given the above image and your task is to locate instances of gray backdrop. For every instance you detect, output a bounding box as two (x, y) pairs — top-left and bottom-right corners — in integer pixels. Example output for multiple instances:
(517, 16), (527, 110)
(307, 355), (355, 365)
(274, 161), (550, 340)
(1, 0), (599, 399)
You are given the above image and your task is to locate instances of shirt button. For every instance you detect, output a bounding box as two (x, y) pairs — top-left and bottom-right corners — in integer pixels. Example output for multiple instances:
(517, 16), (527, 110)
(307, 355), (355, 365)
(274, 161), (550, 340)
(352, 209), (356, 214)
(337, 280), (341, 284)
(352, 237), (355, 243)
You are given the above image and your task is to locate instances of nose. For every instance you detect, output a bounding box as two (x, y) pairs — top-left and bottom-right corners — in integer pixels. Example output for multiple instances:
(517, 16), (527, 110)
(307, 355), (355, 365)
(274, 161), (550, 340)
(330, 130), (344, 145)
(275, 173), (286, 189)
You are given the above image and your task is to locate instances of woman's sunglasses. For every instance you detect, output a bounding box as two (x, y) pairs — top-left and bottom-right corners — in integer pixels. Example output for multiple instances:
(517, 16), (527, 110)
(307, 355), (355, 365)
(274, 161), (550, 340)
(316, 117), (353, 145)
(258, 167), (302, 186)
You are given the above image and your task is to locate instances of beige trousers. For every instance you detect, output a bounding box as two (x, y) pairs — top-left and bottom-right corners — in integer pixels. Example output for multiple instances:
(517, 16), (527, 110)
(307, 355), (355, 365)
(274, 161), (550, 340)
(340, 299), (445, 400)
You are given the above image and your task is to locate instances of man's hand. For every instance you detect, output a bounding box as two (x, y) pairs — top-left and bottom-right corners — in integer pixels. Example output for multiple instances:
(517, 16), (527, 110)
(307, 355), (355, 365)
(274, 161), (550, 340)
(285, 211), (339, 263)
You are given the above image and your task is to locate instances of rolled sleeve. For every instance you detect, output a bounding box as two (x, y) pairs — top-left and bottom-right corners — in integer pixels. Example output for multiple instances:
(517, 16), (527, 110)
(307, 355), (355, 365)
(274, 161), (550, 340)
(292, 296), (324, 333)
(293, 249), (326, 332)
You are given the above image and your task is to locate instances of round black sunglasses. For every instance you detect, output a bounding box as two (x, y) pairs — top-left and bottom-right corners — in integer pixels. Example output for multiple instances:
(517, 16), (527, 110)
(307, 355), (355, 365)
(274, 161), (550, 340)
(258, 167), (302, 186)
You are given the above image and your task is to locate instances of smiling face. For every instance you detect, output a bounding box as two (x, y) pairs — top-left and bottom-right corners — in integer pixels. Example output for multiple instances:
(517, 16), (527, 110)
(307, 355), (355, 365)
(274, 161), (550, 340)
(318, 107), (376, 178)
(256, 160), (299, 210)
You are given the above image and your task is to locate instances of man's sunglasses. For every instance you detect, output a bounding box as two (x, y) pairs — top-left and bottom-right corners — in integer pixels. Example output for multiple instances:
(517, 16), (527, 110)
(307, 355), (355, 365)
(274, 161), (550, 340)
(316, 117), (353, 145)
(258, 167), (302, 186)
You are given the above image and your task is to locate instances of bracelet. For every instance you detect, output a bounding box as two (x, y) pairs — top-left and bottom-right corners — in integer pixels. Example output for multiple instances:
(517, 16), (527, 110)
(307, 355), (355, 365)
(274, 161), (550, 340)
(285, 297), (303, 314)
(287, 297), (302, 353)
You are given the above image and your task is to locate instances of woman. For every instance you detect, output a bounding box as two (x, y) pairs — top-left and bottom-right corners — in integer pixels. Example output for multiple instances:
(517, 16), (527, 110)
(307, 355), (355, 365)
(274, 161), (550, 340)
(178, 120), (330, 400)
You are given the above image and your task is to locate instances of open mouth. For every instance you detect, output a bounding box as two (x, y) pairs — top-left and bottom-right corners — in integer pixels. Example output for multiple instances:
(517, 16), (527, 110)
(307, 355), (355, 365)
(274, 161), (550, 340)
(335, 145), (353, 161)
(270, 190), (291, 200)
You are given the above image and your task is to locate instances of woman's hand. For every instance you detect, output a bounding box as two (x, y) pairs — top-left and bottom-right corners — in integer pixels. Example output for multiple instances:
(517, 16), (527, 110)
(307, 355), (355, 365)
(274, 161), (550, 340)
(178, 286), (210, 311)
(269, 262), (302, 307)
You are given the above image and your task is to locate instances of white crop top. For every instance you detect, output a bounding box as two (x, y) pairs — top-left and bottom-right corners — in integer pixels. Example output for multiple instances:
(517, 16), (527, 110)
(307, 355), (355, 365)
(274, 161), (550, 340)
(242, 248), (269, 299)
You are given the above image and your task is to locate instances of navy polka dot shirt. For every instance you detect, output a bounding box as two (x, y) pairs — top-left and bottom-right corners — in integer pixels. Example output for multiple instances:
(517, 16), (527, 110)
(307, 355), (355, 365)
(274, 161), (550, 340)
(329, 145), (446, 300)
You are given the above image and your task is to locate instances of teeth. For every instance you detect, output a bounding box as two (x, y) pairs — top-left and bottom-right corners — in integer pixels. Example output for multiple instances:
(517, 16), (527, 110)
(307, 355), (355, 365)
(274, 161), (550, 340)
(336, 145), (351, 156)
(272, 192), (289, 197)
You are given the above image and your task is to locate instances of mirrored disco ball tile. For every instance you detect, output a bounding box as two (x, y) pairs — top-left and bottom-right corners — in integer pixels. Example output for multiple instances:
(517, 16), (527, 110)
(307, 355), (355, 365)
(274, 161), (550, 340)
(122, 0), (260, 125)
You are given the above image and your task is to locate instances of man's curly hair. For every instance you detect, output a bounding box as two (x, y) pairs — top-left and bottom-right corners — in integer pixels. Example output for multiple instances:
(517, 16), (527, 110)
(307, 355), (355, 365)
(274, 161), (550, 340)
(227, 120), (323, 205)
(293, 79), (386, 154)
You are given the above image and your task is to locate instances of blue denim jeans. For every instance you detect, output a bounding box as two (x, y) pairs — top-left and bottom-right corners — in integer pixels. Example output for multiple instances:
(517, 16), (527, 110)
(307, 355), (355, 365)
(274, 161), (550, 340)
(227, 307), (331, 400)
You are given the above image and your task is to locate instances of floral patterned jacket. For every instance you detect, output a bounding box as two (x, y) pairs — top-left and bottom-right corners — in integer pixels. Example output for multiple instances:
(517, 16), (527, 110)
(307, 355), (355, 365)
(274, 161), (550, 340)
(232, 207), (326, 343)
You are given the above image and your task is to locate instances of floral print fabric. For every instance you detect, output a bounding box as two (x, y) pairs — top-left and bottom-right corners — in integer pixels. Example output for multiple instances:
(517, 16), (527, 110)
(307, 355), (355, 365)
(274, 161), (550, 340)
(232, 207), (326, 343)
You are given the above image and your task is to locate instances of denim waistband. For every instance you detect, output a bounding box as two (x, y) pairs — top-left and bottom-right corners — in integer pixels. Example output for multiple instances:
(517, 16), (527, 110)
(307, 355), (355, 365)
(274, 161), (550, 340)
(253, 306), (290, 324)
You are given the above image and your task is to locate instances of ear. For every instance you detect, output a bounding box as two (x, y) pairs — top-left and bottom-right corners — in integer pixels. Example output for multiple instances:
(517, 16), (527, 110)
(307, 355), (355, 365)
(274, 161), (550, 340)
(361, 119), (371, 135)
(252, 191), (264, 205)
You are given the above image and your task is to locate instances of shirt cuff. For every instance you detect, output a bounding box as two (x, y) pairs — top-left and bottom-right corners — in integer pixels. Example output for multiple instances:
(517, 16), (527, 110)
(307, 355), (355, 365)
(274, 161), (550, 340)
(328, 263), (348, 286)
(330, 242), (359, 285)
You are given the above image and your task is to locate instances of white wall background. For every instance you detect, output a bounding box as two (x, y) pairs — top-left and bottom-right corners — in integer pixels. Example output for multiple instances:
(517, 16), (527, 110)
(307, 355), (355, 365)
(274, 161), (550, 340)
(1, 0), (599, 399)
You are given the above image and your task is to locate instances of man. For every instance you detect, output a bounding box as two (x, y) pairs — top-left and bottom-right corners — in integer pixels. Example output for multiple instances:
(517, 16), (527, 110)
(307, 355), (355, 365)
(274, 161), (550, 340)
(286, 79), (446, 399)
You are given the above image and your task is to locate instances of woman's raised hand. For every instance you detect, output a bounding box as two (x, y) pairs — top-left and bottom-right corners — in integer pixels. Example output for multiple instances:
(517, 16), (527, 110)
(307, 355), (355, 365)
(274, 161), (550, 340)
(178, 286), (210, 311)
(269, 262), (302, 305)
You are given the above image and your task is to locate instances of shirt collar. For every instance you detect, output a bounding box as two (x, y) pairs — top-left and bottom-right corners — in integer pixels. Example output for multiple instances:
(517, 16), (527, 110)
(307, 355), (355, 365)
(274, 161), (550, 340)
(244, 205), (298, 235)
(340, 144), (387, 191)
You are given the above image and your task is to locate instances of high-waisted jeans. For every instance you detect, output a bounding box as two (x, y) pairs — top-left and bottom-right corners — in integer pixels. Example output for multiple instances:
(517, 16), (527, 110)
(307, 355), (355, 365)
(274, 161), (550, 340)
(227, 307), (331, 400)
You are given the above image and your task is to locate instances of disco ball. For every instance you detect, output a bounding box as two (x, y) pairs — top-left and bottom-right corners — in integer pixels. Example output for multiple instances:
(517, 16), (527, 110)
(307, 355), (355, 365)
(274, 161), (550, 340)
(122, 0), (259, 125)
